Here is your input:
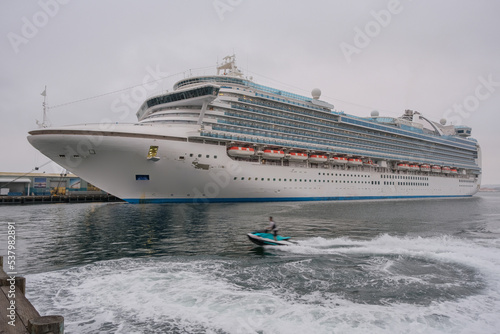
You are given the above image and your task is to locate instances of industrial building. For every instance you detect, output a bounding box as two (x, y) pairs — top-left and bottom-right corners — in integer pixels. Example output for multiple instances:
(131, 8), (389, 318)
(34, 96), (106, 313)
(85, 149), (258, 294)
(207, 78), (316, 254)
(0, 172), (107, 196)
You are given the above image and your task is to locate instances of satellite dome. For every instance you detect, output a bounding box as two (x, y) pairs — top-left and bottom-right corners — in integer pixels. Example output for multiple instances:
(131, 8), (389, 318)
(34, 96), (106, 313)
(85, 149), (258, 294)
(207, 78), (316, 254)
(371, 110), (380, 117)
(440, 118), (446, 125)
(311, 88), (321, 100)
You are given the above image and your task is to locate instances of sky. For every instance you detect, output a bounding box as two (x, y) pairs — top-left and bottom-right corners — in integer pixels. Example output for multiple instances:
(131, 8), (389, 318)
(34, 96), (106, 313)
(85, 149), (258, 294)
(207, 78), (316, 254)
(1, 0), (499, 184)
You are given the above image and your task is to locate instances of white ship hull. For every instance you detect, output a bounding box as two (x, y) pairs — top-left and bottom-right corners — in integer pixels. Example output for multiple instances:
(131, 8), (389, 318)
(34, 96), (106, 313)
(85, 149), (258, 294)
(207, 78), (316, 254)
(28, 124), (480, 203)
(28, 57), (482, 202)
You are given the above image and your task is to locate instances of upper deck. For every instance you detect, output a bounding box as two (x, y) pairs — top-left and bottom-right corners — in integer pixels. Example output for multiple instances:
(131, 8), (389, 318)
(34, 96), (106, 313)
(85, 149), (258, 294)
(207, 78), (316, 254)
(133, 55), (480, 174)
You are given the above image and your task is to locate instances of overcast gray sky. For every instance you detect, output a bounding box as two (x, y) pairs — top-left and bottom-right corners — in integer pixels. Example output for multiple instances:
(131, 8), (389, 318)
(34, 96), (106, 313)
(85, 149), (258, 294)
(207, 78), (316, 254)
(1, 0), (499, 184)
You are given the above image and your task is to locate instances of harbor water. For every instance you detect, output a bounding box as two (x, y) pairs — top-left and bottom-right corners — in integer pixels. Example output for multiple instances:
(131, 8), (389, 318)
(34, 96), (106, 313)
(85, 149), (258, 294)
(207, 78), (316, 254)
(1, 192), (500, 333)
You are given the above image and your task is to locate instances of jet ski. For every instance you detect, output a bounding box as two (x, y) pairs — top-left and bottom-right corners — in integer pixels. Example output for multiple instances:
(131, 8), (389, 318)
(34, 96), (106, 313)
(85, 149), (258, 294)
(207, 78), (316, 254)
(247, 230), (293, 246)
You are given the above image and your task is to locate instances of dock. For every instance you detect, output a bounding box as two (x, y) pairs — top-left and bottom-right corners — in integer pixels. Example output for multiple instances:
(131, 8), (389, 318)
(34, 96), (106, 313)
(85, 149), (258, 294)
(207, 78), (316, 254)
(0, 256), (63, 333)
(0, 171), (124, 206)
(0, 194), (123, 205)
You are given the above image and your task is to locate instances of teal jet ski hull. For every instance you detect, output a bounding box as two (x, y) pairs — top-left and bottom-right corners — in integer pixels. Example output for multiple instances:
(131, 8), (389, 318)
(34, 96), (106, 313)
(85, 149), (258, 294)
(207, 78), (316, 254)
(247, 231), (293, 246)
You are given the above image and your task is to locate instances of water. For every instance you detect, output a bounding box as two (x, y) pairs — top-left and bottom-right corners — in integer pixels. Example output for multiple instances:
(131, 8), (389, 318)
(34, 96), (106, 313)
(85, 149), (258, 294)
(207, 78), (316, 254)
(1, 193), (500, 333)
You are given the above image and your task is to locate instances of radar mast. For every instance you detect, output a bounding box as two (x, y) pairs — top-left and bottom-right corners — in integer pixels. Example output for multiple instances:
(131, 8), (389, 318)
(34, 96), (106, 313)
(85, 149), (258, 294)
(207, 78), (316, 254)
(217, 55), (243, 78)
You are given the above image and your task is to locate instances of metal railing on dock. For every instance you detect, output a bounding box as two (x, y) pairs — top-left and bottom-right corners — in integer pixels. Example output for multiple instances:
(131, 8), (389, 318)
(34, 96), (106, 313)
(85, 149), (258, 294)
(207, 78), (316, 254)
(0, 194), (123, 205)
(0, 256), (64, 333)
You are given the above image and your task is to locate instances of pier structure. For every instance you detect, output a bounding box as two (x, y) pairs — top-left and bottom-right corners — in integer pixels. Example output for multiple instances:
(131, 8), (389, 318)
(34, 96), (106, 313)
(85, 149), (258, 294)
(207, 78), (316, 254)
(0, 256), (64, 333)
(0, 172), (123, 205)
(0, 171), (108, 197)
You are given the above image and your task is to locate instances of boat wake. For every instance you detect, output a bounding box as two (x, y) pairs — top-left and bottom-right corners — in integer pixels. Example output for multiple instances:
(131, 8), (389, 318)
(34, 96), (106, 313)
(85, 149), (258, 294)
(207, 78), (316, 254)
(26, 234), (500, 334)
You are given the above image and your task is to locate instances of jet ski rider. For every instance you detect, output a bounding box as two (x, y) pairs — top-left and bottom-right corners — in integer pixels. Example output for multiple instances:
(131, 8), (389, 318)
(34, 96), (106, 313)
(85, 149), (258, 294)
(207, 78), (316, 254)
(266, 216), (278, 240)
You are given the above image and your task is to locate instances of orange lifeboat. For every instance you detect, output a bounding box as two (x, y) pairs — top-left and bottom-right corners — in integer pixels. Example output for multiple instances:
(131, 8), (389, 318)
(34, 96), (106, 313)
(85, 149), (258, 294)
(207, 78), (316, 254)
(287, 152), (308, 161)
(309, 154), (328, 163)
(397, 163), (410, 170)
(227, 147), (255, 157)
(431, 166), (441, 173)
(347, 158), (363, 166)
(331, 157), (348, 164)
(442, 167), (451, 174)
(420, 164), (431, 172)
(409, 164), (420, 171)
(262, 149), (285, 159)
(450, 168), (458, 174)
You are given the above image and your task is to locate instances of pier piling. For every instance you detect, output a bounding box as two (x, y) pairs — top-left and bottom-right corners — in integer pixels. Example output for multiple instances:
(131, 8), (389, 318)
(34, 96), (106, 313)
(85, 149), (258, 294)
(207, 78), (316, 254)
(28, 316), (64, 334)
(0, 256), (63, 334)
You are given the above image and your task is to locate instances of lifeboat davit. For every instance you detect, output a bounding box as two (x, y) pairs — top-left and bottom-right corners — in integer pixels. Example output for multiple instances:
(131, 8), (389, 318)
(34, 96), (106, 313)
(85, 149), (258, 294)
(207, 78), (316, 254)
(331, 157), (348, 164)
(262, 149), (285, 160)
(442, 167), (451, 174)
(397, 163), (410, 170)
(347, 158), (363, 166)
(420, 164), (431, 172)
(287, 152), (308, 161)
(309, 154), (328, 163)
(431, 166), (441, 173)
(227, 147), (255, 157)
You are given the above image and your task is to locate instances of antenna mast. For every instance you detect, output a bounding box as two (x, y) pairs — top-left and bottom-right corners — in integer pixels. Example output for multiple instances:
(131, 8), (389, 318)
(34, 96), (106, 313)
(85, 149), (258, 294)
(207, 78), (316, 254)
(37, 86), (49, 128)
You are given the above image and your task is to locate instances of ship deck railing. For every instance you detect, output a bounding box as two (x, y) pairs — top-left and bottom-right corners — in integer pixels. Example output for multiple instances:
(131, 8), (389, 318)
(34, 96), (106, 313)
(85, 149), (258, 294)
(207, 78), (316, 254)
(221, 105), (476, 164)
(229, 102), (476, 158)
(237, 97), (338, 123)
(237, 96), (475, 151)
(212, 121), (475, 169)
(200, 130), (479, 172)
(343, 117), (476, 151)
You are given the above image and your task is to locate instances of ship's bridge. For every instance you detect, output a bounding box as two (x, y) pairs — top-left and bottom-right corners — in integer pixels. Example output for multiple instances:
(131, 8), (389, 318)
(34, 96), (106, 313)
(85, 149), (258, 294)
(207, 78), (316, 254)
(454, 125), (472, 137)
(136, 84), (219, 121)
(174, 75), (334, 112)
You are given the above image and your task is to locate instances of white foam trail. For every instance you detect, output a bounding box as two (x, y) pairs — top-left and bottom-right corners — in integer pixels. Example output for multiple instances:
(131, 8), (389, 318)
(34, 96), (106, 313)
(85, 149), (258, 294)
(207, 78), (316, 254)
(292, 235), (500, 285)
(290, 234), (500, 267)
(26, 234), (500, 333)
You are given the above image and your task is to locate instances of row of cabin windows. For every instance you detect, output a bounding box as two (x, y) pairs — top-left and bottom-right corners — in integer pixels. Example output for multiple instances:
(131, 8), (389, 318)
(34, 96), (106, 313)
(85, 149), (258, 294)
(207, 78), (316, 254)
(395, 182), (428, 186)
(318, 172), (370, 178)
(232, 177), (380, 185)
(188, 153), (218, 159)
(382, 174), (428, 180)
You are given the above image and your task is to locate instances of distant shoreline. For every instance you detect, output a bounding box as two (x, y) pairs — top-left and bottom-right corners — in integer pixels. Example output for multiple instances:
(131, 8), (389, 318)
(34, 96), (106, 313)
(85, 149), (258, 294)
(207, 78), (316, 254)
(479, 186), (500, 192)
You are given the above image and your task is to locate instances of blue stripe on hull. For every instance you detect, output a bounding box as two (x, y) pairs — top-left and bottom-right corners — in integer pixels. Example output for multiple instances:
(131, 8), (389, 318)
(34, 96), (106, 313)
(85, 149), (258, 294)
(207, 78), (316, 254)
(123, 195), (473, 204)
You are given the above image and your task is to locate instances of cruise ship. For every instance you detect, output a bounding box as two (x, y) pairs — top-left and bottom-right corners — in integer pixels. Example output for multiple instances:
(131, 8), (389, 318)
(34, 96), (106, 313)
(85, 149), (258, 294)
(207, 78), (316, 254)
(28, 56), (481, 203)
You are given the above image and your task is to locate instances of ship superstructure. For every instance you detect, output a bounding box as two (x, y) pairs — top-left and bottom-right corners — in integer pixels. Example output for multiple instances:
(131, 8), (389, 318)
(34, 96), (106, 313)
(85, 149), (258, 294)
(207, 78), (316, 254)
(28, 56), (481, 203)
